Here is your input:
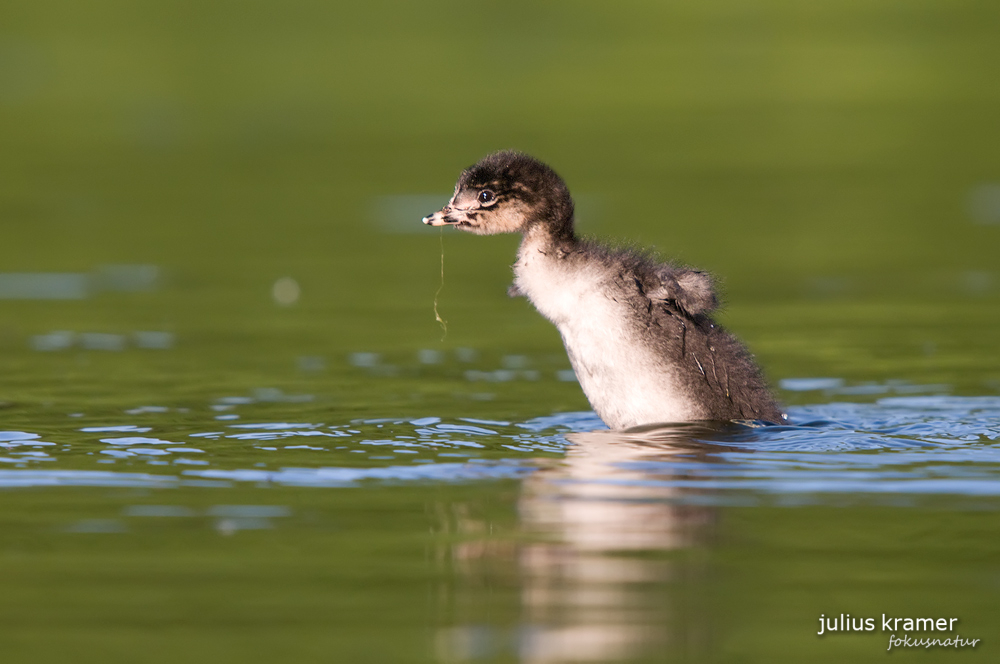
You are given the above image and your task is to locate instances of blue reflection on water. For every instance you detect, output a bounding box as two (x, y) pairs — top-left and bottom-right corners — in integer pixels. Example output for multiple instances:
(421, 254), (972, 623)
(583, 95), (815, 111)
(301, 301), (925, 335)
(183, 461), (537, 486)
(0, 396), (999, 502)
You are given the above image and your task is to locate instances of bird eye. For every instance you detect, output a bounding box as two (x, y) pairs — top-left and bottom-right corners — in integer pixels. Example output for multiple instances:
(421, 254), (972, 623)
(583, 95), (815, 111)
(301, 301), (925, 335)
(478, 190), (495, 205)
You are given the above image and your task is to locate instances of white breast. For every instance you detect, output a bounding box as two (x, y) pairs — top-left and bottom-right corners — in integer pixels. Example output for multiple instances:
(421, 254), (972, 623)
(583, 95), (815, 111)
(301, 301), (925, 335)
(514, 243), (698, 429)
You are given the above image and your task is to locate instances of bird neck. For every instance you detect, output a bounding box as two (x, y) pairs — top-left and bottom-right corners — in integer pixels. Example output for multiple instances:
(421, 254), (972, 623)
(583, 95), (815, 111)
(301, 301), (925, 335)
(520, 220), (578, 259)
(523, 186), (577, 248)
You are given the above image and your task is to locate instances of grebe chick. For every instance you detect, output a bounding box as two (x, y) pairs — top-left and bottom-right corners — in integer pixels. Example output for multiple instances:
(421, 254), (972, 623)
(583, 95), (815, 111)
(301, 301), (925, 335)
(422, 150), (786, 429)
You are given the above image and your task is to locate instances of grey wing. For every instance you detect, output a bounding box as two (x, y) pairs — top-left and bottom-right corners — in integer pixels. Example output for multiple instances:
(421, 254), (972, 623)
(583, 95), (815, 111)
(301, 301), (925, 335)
(645, 265), (718, 315)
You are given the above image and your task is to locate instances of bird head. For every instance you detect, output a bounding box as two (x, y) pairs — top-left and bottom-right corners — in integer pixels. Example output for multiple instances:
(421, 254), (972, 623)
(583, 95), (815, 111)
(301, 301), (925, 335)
(422, 151), (575, 239)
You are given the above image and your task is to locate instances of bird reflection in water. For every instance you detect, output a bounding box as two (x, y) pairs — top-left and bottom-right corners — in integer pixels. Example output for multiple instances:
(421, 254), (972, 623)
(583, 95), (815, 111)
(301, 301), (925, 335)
(438, 421), (741, 663)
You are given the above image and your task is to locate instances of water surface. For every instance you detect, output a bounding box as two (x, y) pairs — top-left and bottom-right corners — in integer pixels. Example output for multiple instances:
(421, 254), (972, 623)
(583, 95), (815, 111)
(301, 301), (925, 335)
(3, 0), (1000, 661)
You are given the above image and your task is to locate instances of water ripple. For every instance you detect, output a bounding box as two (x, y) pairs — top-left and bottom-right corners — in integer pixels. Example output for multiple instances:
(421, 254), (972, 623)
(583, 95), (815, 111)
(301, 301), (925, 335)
(595, 396), (1000, 502)
(0, 396), (998, 501)
(183, 461), (536, 486)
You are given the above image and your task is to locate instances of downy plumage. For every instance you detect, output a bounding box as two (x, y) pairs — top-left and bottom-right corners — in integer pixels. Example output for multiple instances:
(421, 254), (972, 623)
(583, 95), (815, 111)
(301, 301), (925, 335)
(423, 151), (785, 429)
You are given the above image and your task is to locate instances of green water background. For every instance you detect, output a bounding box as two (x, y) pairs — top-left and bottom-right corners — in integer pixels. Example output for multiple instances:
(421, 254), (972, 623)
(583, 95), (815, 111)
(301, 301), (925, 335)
(1, 1), (999, 662)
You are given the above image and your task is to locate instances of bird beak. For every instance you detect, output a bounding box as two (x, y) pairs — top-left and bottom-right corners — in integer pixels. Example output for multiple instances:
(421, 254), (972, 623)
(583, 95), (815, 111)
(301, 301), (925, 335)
(422, 206), (458, 226)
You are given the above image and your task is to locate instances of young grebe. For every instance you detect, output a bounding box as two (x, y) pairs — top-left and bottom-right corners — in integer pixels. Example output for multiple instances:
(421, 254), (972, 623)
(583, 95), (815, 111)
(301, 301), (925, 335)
(422, 151), (786, 429)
